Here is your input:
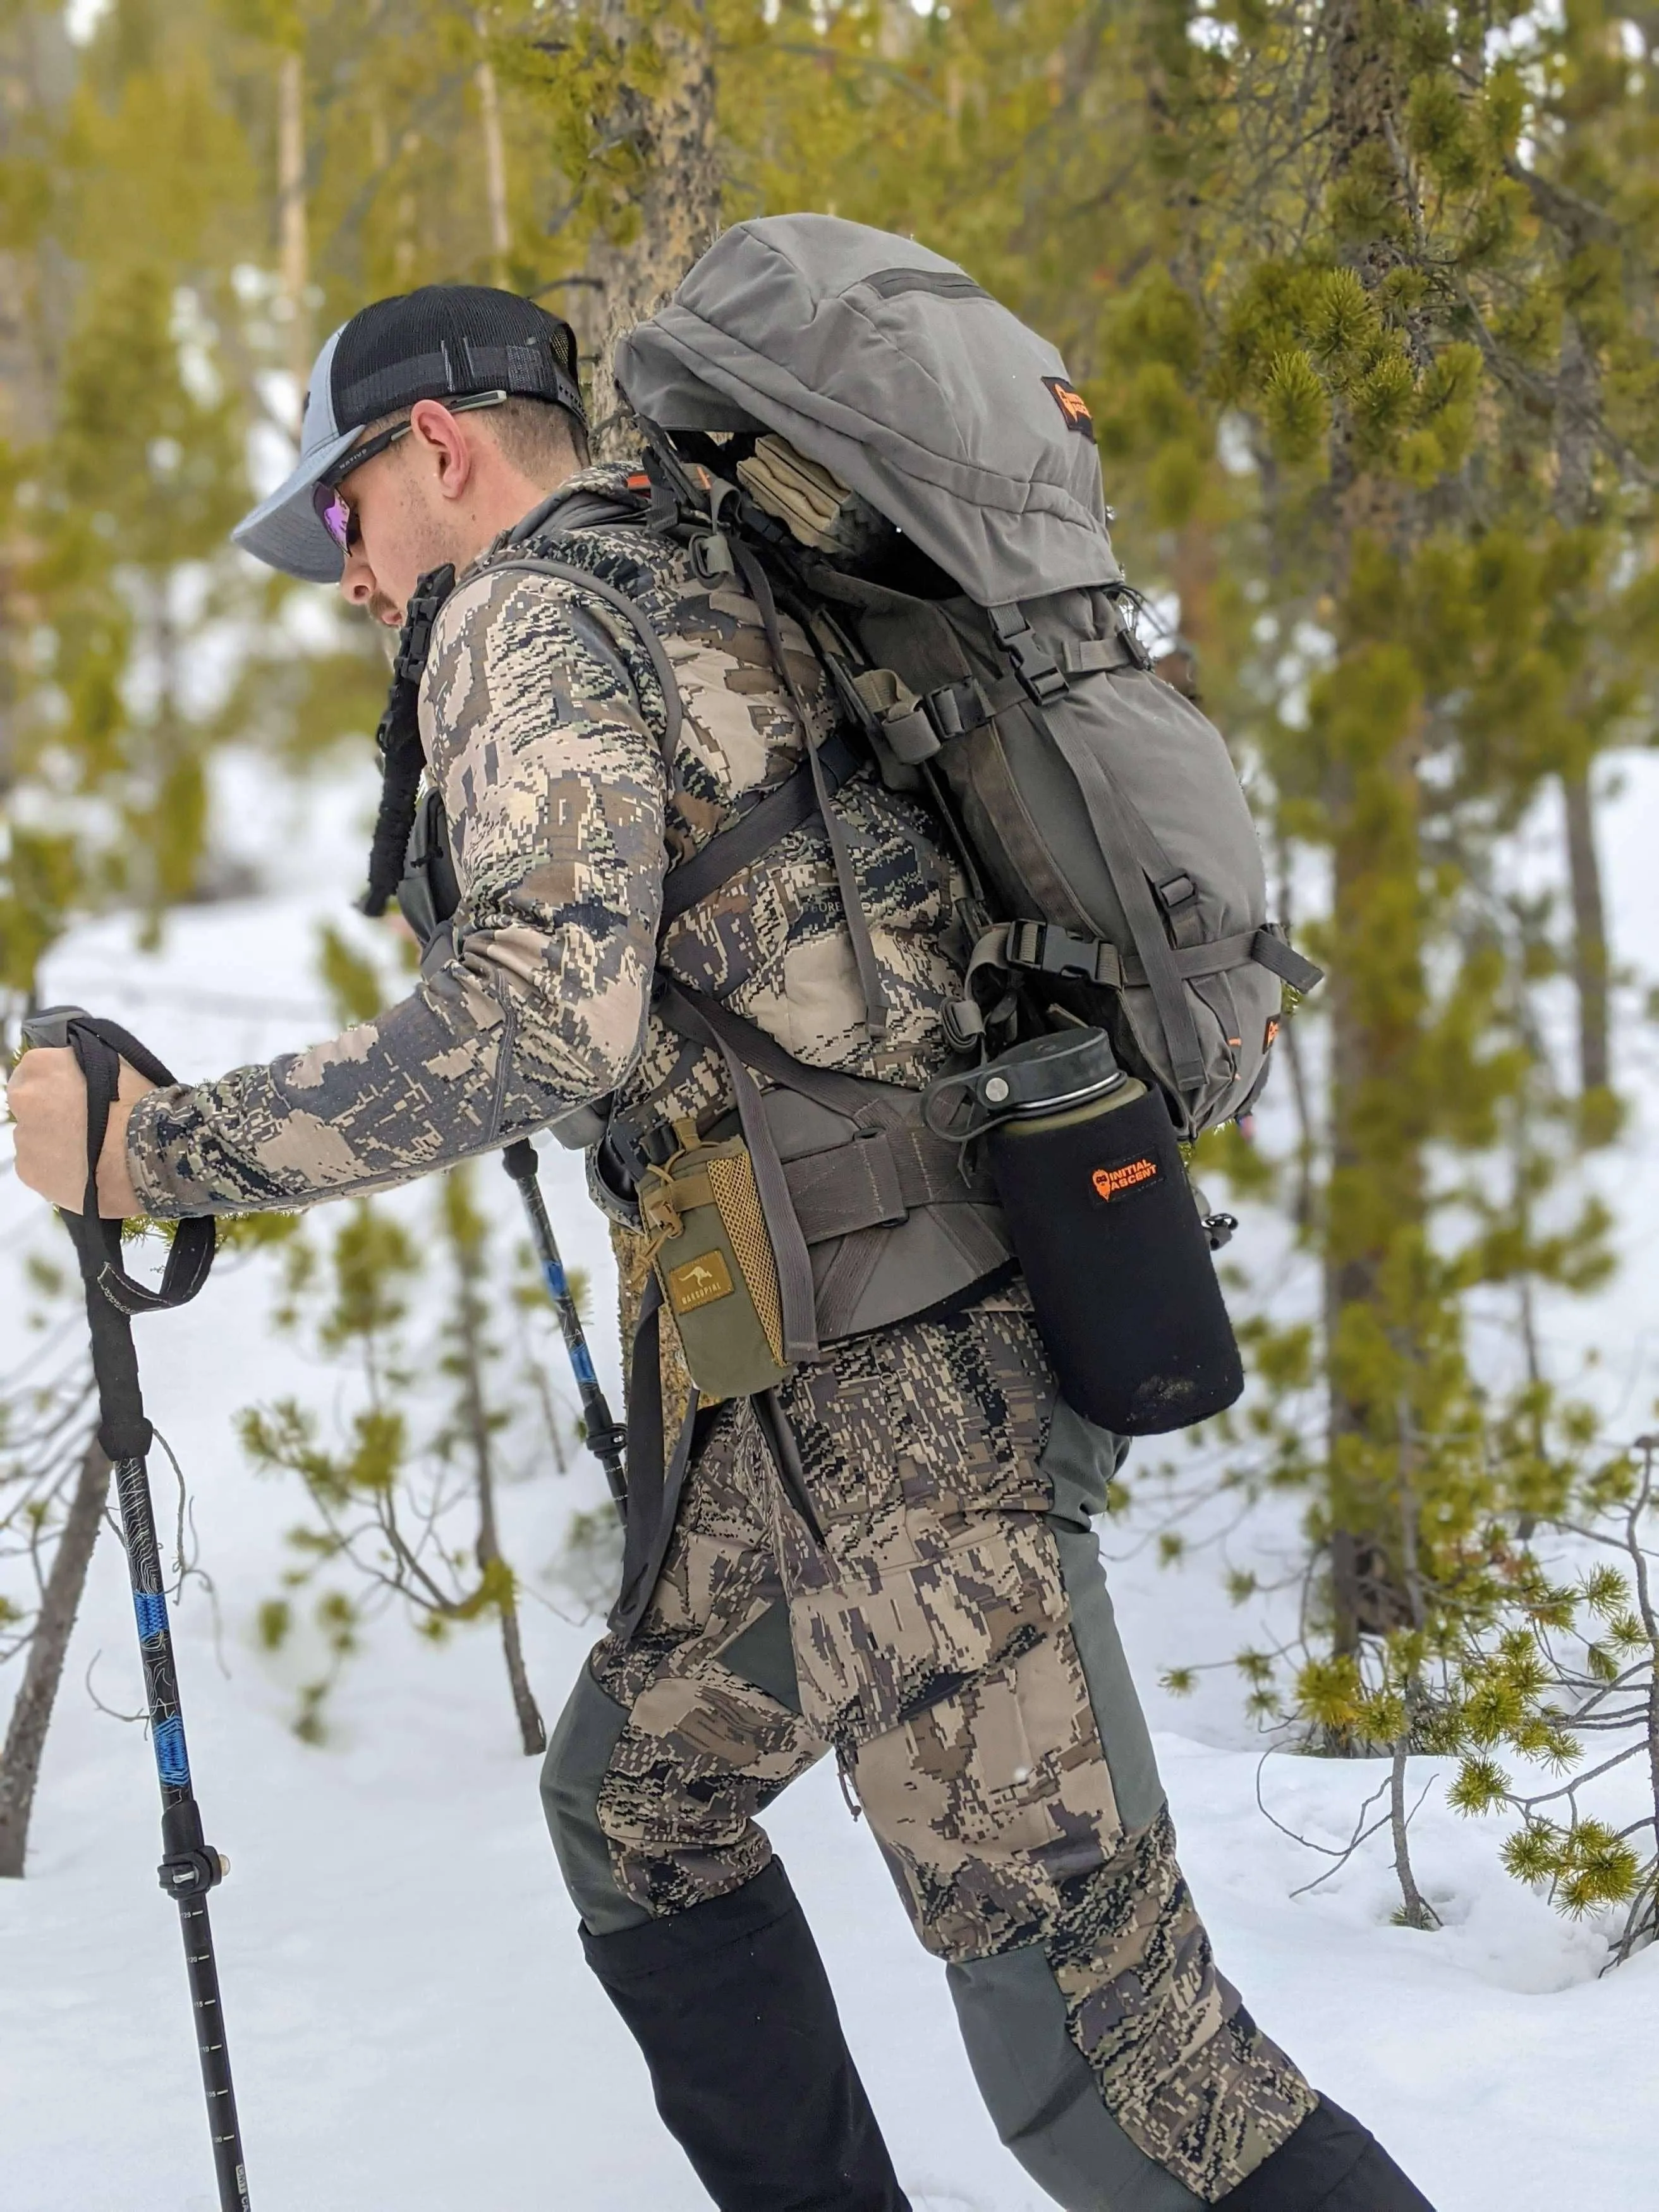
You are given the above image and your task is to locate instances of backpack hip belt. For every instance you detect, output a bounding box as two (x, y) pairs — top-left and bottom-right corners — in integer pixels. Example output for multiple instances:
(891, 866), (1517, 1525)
(634, 980), (1012, 1361)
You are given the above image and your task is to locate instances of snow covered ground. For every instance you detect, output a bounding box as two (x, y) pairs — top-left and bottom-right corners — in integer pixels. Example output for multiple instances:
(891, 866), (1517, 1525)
(4, 754), (1659, 2211)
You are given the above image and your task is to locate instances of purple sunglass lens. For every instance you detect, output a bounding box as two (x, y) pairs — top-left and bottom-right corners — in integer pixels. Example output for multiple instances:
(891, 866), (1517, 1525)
(312, 481), (352, 550)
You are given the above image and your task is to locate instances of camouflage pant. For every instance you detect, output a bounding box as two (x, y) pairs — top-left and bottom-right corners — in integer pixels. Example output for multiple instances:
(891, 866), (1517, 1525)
(542, 1287), (1315, 2207)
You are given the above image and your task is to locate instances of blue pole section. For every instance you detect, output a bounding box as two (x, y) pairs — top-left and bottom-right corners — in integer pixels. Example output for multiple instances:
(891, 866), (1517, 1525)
(501, 1140), (628, 1520)
(114, 1452), (250, 2212)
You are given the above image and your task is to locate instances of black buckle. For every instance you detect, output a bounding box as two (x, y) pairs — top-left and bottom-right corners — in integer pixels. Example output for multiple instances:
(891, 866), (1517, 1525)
(637, 1121), (681, 1170)
(394, 562), (457, 684)
(1007, 919), (1107, 981)
(988, 605), (1067, 707)
(921, 680), (986, 743)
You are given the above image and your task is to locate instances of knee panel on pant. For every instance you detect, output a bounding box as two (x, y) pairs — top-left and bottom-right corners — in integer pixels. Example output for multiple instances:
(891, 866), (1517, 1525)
(949, 1943), (1204, 2212)
(545, 1639), (824, 1931)
(540, 1663), (647, 1935)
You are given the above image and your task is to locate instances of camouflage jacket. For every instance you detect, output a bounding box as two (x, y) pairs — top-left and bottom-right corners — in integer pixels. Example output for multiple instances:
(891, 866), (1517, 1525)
(126, 466), (969, 1221)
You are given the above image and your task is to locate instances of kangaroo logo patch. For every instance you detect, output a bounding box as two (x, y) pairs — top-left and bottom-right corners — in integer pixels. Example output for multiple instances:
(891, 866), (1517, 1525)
(1090, 1157), (1161, 1203)
(667, 1249), (734, 1314)
(1043, 377), (1095, 435)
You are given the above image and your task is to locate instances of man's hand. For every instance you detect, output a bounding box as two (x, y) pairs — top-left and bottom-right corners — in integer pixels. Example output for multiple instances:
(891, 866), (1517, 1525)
(6, 1045), (151, 1217)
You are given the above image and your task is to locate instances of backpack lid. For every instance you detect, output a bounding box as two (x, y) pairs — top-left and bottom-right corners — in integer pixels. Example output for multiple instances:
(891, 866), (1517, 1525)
(614, 215), (1122, 608)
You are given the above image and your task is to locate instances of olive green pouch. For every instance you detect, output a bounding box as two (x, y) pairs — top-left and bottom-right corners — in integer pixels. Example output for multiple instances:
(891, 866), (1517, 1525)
(640, 1117), (791, 1403)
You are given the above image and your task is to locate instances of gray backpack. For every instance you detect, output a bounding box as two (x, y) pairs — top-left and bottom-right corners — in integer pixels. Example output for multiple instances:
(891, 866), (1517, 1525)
(616, 214), (1318, 1138)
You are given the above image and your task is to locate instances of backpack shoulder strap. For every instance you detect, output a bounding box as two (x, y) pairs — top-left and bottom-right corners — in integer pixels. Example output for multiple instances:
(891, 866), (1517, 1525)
(657, 728), (862, 932)
(480, 553), (684, 767)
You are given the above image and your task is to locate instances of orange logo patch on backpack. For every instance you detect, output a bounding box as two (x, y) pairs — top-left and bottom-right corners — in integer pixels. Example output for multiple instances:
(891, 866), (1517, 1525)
(1043, 377), (1095, 435)
(1091, 1157), (1160, 1203)
(1263, 1014), (1282, 1052)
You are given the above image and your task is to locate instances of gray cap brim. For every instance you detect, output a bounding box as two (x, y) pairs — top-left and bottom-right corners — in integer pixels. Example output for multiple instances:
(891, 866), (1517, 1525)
(231, 324), (356, 583)
(231, 422), (360, 582)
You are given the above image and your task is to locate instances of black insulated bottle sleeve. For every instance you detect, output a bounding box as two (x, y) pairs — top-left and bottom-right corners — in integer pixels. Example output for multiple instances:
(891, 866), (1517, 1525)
(987, 1084), (1243, 1435)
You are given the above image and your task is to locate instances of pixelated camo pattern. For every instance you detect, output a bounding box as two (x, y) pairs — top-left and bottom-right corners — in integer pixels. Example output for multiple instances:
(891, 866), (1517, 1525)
(590, 1287), (1313, 2200)
(126, 465), (968, 1218)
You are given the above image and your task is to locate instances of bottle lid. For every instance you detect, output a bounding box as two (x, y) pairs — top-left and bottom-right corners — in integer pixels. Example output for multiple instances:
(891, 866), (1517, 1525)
(923, 1028), (1126, 1138)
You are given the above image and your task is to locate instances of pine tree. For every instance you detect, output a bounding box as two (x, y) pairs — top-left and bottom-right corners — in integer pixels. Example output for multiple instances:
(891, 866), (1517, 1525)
(1090, 0), (1659, 1685)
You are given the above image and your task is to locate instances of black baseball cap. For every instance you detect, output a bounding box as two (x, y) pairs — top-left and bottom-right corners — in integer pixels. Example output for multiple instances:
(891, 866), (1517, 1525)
(233, 285), (585, 583)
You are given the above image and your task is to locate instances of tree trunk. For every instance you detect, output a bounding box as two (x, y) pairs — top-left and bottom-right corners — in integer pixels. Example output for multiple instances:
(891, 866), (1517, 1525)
(277, 45), (310, 435)
(0, 7), (74, 812)
(1563, 765), (1610, 1098)
(582, 0), (722, 454)
(449, 1187), (545, 1756)
(1387, 1730), (1438, 1929)
(482, 1524), (543, 1753)
(0, 1437), (109, 1879)
(474, 15), (511, 284)
(1551, 305), (1611, 1105)
(1312, 0), (1433, 1655)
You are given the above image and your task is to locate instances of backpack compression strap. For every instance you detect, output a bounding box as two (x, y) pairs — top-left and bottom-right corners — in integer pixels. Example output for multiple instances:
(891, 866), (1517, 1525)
(727, 541), (890, 1042)
(971, 918), (1324, 999)
(983, 600), (1217, 1103)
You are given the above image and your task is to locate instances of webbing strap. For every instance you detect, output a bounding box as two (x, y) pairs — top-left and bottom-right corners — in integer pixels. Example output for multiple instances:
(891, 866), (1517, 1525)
(729, 542), (889, 1041)
(783, 1122), (995, 1246)
(68, 1018), (216, 1323)
(1035, 717), (1208, 1098)
(982, 918), (1323, 998)
(660, 978), (893, 1123)
(655, 983), (822, 1366)
(481, 555), (684, 769)
(1249, 926), (1324, 994)
(657, 730), (861, 932)
(1059, 635), (1141, 677)
(611, 1277), (700, 1637)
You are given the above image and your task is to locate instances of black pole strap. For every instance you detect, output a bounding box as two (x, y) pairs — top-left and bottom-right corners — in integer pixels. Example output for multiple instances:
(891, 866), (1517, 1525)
(21, 1009), (216, 1456)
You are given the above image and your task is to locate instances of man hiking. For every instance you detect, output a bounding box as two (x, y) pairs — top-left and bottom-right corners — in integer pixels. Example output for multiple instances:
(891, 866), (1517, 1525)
(9, 223), (1435, 2212)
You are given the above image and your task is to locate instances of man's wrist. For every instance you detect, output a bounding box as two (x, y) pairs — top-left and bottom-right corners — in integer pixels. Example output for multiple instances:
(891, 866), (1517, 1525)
(97, 1100), (142, 1218)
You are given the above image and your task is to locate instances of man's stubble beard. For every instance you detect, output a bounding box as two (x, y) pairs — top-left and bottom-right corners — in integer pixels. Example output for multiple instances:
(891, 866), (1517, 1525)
(372, 477), (484, 632)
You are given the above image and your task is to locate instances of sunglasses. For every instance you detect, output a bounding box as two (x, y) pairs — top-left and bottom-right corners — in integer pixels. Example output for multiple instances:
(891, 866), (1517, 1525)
(311, 389), (510, 553)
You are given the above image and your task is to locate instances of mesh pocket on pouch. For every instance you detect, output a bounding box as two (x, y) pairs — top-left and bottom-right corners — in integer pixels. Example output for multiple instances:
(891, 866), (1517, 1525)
(706, 1149), (786, 1367)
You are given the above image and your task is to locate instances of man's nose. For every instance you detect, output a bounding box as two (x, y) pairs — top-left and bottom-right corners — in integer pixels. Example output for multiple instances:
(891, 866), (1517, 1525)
(339, 546), (375, 607)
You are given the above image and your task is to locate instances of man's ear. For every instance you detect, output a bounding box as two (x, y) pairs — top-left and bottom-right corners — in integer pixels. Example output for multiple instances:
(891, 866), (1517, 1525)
(406, 399), (475, 503)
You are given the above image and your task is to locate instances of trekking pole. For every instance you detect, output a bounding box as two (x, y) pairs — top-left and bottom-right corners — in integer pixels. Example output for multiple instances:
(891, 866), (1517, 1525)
(501, 1139), (628, 1519)
(19, 1007), (250, 2212)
